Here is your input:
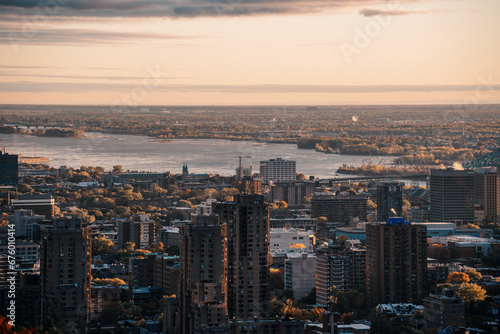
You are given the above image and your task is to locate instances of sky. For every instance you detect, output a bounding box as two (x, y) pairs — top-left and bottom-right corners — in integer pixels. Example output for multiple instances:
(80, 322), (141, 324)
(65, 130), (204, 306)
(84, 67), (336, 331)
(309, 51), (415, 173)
(0, 0), (499, 105)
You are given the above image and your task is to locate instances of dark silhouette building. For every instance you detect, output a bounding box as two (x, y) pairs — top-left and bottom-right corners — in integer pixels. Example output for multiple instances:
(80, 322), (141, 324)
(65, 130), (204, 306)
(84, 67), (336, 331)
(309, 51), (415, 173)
(0, 151), (18, 186)
(117, 214), (155, 250)
(430, 169), (475, 224)
(11, 194), (55, 219)
(177, 215), (229, 334)
(40, 217), (91, 332)
(377, 182), (403, 222)
(270, 181), (316, 206)
(311, 194), (368, 224)
(474, 167), (499, 223)
(213, 194), (270, 320)
(366, 218), (427, 308)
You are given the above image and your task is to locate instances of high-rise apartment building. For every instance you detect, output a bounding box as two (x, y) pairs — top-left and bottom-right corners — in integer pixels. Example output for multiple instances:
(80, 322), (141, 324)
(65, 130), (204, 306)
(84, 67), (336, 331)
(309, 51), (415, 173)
(474, 167), (499, 223)
(117, 214), (155, 249)
(177, 215), (229, 334)
(315, 244), (366, 306)
(366, 218), (427, 308)
(260, 158), (296, 183)
(40, 217), (91, 332)
(377, 182), (403, 222)
(311, 194), (368, 224)
(0, 151), (18, 186)
(213, 194), (270, 320)
(430, 169), (475, 224)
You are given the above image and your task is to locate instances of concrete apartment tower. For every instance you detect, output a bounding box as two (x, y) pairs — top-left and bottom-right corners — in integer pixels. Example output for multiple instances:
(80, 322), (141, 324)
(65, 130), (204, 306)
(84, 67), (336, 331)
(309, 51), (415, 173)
(40, 217), (91, 332)
(177, 215), (229, 334)
(366, 218), (427, 308)
(213, 194), (270, 321)
(377, 182), (403, 222)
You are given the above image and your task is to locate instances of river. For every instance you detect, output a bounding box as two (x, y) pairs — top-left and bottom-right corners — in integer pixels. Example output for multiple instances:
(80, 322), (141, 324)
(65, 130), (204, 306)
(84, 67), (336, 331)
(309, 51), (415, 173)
(0, 132), (388, 179)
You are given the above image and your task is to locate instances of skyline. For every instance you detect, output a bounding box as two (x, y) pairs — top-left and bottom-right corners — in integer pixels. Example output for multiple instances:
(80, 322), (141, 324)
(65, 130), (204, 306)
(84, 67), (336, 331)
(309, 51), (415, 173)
(1, 0), (499, 105)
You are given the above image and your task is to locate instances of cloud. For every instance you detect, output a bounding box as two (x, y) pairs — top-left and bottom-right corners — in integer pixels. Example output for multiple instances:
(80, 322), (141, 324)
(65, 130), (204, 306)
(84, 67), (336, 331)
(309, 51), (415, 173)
(359, 8), (450, 17)
(0, 0), (430, 18)
(0, 25), (205, 46)
(1, 81), (499, 94)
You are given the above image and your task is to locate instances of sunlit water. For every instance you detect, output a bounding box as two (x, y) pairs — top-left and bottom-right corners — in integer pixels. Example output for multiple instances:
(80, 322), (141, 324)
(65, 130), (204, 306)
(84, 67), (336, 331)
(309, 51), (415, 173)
(0, 132), (388, 178)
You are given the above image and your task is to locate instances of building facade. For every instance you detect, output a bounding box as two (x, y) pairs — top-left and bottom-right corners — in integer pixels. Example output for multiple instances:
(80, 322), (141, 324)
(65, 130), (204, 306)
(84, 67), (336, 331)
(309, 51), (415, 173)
(117, 215), (155, 249)
(474, 167), (499, 223)
(0, 151), (18, 186)
(366, 218), (427, 308)
(213, 194), (270, 320)
(259, 158), (296, 183)
(377, 182), (403, 222)
(430, 169), (475, 224)
(177, 215), (229, 334)
(40, 217), (91, 332)
(284, 253), (317, 300)
(311, 194), (368, 224)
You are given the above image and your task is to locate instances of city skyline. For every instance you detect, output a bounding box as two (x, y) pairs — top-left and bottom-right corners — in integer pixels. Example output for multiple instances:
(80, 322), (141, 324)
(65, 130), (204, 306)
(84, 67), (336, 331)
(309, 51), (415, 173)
(0, 0), (499, 105)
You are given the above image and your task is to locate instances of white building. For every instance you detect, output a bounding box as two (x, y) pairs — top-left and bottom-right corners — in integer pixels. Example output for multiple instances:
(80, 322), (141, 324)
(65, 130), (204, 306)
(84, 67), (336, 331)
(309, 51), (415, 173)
(196, 198), (216, 215)
(260, 158), (296, 183)
(285, 253), (317, 300)
(270, 228), (314, 253)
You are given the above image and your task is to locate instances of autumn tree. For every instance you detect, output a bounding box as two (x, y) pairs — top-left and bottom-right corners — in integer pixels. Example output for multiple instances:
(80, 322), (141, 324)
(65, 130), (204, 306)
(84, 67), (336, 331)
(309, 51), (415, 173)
(122, 241), (136, 253)
(270, 268), (284, 291)
(464, 269), (482, 282)
(447, 272), (470, 284)
(147, 242), (164, 253)
(92, 236), (115, 256)
(456, 283), (486, 305)
(428, 244), (451, 263)
(93, 278), (126, 286)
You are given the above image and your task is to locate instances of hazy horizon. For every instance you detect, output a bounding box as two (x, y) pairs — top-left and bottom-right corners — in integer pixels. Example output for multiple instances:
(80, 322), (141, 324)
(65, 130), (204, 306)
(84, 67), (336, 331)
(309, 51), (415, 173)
(1, 0), (499, 105)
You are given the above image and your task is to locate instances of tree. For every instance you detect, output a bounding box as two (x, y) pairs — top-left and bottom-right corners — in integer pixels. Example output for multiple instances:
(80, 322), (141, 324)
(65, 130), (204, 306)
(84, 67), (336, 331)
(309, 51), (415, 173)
(147, 242), (164, 253)
(337, 234), (350, 242)
(122, 241), (136, 253)
(296, 173), (306, 181)
(92, 236), (115, 256)
(428, 244), (451, 263)
(93, 278), (126, 286)
(464, 269), (482, 282)
(447, 272), (470, 284)
(317, 216), (328, 227)
(456, 283), (486, 305)
(113, 165), (123, 174)
(276, 201), (288, 209)
(462, 223), (480, 229)
(269, 268), (284, 291)
(177, 199), (193, 208)
(367, 199), (377, 210)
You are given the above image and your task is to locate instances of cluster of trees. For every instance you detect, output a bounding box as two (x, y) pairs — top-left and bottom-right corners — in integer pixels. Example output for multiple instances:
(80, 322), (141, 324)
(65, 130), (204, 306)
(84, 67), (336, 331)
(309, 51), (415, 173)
(0, 125), (84, 137)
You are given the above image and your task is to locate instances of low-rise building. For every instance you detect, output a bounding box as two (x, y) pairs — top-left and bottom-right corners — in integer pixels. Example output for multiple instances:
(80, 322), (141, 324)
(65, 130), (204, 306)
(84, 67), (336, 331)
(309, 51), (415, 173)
(424, 290), (465, 330)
